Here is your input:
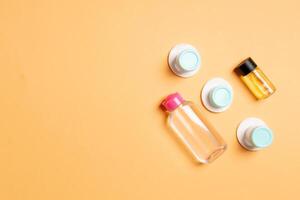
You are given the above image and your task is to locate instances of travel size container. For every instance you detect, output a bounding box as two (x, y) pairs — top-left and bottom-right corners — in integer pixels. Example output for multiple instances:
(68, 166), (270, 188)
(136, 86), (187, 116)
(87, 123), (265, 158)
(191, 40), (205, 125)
(161, 93), (227, 164)
(237, 117), (274, 151)
(235, 57), (276, 100)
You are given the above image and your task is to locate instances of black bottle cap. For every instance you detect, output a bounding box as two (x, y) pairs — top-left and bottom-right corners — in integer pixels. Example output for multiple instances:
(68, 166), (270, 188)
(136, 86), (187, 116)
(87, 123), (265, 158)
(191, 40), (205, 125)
(234, 57), (257, 76)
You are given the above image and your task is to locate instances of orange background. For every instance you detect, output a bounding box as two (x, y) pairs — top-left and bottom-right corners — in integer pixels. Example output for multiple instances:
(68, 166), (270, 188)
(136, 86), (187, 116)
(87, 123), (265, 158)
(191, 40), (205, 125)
(1, 0), (300, 199)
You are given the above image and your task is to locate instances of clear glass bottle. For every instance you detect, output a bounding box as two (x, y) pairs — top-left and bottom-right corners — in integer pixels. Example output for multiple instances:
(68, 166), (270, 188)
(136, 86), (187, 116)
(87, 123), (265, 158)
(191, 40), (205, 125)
(161, 93), (227, 164)
(235, 57), (276, 100)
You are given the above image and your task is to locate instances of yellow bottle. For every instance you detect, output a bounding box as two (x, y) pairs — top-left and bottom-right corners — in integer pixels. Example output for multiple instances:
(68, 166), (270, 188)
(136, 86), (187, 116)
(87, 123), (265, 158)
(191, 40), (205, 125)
(235, 57), (276, 100)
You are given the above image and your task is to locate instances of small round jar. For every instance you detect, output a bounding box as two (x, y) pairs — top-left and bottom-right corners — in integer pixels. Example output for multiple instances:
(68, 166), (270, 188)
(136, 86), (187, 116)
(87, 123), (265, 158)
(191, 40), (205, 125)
(237, 117), (274, 151)
(201, 78), (233, 113)
(168, 44), (201, 78)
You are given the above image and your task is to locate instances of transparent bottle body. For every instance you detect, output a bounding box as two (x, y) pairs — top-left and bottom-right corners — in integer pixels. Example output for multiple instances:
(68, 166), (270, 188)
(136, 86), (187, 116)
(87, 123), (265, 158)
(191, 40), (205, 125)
(167, 101), (227, 163)
(240, 67), (276, 100)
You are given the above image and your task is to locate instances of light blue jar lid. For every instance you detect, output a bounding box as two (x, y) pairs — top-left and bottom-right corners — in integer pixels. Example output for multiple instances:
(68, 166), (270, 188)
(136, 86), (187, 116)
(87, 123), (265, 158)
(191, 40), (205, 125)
(209, 86), (233, 108)
(168, 44), (201, 77)
(250, 127), (273, 148)
(178, 50), (200, 72)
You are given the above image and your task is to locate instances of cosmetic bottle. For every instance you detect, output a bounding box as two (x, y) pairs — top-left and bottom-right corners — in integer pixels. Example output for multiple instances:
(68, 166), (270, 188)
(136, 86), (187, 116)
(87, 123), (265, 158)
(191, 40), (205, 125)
(235, 57), (276, 100)
(161, 93), (227, 163)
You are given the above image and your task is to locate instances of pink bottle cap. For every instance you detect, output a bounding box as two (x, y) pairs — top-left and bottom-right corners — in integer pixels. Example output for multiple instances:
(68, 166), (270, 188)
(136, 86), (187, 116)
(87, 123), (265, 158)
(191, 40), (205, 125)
(161, 92), (184, 112)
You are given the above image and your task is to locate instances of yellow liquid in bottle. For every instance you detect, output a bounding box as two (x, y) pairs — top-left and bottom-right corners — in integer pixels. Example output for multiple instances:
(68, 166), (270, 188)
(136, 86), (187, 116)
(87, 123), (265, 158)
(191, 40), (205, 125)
(241, 67), (276, 99)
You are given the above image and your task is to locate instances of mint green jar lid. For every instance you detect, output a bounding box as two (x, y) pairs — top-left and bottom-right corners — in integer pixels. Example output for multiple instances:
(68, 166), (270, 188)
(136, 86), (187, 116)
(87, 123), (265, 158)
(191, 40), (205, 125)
(168, 44), (201, 78)
(201, 78), (233, 113)
(209, 86), (232, 108)
(237, 117), (274, 151)
(250, 127), (273, 148)
(177, 50), (200, 72)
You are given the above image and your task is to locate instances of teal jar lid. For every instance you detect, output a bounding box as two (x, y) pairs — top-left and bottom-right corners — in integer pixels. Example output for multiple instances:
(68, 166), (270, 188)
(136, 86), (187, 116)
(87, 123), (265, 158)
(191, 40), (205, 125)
(201, 78), (233, 113)
(209, 86), (233, 108)
(250, 126), (273, 148)
(177, 50), (200, 72)
(237, 117), (274, 151)
(168, 44), (201, 78)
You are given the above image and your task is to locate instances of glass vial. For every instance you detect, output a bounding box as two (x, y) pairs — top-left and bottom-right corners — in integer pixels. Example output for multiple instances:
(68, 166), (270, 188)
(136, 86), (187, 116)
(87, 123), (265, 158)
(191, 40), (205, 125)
(234, 57), (276, 100)
(161, 93), (227, 164)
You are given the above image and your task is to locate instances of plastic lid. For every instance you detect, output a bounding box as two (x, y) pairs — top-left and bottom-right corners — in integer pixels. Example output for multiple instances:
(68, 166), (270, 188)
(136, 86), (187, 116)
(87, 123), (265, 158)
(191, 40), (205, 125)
(168, 44), (201, 77)
(209, 86), (232, 108)
(250, 126), (273, 148)
(234, 57), (257, 76)
(201, 78), (233, 113)
(161, 93), (184, 112)
(177, 50), (200, 72)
